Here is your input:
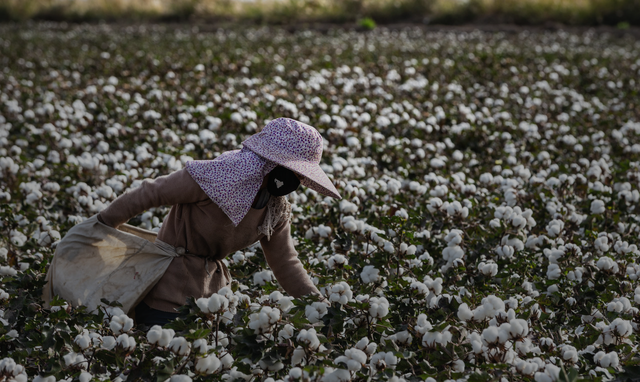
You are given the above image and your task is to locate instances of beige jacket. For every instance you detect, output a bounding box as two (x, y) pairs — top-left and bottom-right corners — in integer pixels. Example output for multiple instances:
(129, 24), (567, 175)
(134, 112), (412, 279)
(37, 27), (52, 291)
(98, 169), (319, 312)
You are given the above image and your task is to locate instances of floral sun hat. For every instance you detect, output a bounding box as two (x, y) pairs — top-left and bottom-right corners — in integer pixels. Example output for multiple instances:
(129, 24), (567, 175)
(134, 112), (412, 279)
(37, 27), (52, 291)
(185, 117), (340, 226)
(242, 118), (341, 200)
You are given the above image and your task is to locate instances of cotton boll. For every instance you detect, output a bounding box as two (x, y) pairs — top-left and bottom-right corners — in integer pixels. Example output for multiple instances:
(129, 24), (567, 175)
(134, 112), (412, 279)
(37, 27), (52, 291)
(74, 332), (92, 350)
(253, 270), (274, 285)
(196, 354), (221, 374)
(334, 348), (367, 371)
(368, 297), (389, 318)
(591, 199), (605, 214)
(327, 281), (353, 305)
(109, 314), (133, 335)
(147, 325), (175, 347)
(63, 351), (87, 368)
(509, 319), (529, 339)
(170, 375), (192, 382)
(560, 344), (579, 363)
(248, 306), (281, 334)
(321, 368), (351, 382)
(596, 256), (619, 274)
(546, 219), (564, 238)
(594, 351), (619, 368)
(458, 303), (473, 321)
(546, 264), (562, 280)
(297, 328), (320, 350)
(117, 333), (136, 352)
(207, 294), (230, 314)
(415, 314), (433, 335)
(192, 339), (208, 355)
(370, 351), (397, 371)
(360, 265), (380, 283)
(594, 236), (610, 253)
(478, 261), (498, 277)
(305, 302), (328, 324)
(101, 336), (117, 350)
(168, 337), (190, 356)
(327, 254), (348, 269)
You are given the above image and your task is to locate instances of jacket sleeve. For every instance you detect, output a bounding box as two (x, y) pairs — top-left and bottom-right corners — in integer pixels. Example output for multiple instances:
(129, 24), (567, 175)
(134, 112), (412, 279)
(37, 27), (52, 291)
(260, 219), (322, 299)
(98, 168), (207, 228)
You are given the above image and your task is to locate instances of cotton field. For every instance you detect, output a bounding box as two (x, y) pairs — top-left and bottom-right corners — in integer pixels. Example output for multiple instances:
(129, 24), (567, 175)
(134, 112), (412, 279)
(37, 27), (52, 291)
(1, 24), (640, 381)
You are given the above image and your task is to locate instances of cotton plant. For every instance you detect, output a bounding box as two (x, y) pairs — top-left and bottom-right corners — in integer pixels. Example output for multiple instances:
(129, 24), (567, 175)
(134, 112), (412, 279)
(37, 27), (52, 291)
(2, 25), (640, 382)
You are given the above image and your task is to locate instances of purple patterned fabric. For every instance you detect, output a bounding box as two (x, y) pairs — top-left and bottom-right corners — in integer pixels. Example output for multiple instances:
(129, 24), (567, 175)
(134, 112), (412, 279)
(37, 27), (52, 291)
(185, 117), (340, 226)
(185, 148), (277, 226)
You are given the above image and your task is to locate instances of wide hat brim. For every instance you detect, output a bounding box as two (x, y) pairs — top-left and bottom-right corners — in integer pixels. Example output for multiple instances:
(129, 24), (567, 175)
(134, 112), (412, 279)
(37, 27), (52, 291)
(243, 144), (341, 199)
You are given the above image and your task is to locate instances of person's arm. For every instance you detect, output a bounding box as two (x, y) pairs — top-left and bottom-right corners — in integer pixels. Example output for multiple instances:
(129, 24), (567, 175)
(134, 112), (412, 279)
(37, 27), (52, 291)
(98, 168), (207, 228)
(260, 219), (322, 299)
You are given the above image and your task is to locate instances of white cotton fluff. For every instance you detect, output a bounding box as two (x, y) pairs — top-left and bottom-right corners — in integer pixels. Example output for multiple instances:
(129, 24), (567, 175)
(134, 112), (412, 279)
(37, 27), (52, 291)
(168, 337), (190, 356)
(270, 291), (294, 313)
(292, 346), (306, 366)
(534, 364), (560, 382)
(509, 319), (529, 339)
(360, 265), (380, 283)
(195, 354), (221, 374)
(355, 337), (378, 355)
(147, 325), (175, 347)
(410, 281), (429, 297)
(109, 314), (134, 335)
(422, 329), (452, 348)
(515, 359), (541, 376)
(473, 295), (505, 321)
(546, 264), (561, 280)
(63, 351), (86, 368)
(546, 219), (564, 238)
(341, 216), (365, 233)
(74, 332), (92, 350)
(78, 371), (92, 382)
(192, 339), (208, 354)
(199, 294), (230, 314)
(607, 297), (632, 314)
(10, 230), (28, 247)
(427, 197), (443, 213)
(457, 303), (474, 321)
(478, 261), (498, 277)
(334, 348), (367, 371)
(101, 336), (117, 350)
(368, 297), (389, 318)
(445, 201), (469, 218)
(297, 328), (320, 350)
(339, 200), (358, 214)
(415, 314), (433, 335)
(594, 351), (619, 367)
(495, 245), (515, 259)
(327, 254), (348, 269)
(596, 257), (619, 273)
(327, 281), (353, 305)
(253, 270), (274, 285)
(33, 376), (56, 382)
(170, 375), (192, 382)
(594, 236), (610, 253)
(321, 368), (351, 382)
(370, 351), (398, 371)
(560, 344), (579, 363)
(305, 302), (328, 324)
(248, 306), (281, 334)
(0, 357), (27, 381)
(591, 199), (605, 214)
(117, 333), (136, 351)
(395, 208), (409, 219)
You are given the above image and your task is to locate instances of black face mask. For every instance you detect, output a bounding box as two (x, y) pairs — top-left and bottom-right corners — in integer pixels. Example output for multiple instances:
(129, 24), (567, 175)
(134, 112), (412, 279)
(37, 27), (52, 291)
(268, 166), (300, 197)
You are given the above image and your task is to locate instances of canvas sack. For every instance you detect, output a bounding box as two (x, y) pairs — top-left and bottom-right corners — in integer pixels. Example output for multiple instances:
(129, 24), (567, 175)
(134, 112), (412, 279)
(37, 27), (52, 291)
(43, 215), (179, 315)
